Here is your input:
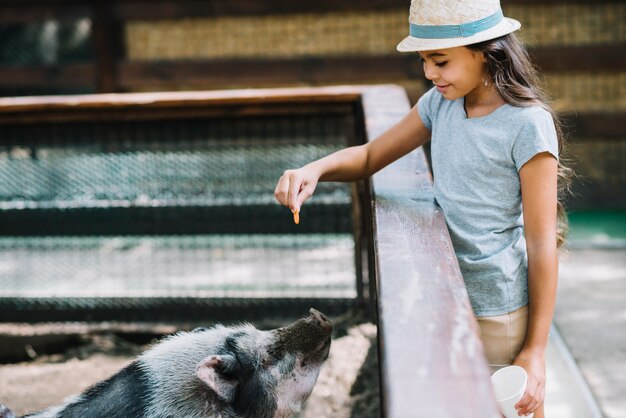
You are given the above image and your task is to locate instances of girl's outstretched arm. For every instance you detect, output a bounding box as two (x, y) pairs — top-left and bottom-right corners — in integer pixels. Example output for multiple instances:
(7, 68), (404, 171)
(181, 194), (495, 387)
(274, 105), (431, 212)
(514, 151), (559, 417)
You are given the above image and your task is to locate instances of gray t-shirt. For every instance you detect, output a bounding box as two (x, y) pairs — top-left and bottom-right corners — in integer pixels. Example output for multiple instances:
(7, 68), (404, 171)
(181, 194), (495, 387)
(417, 86), (559, 317)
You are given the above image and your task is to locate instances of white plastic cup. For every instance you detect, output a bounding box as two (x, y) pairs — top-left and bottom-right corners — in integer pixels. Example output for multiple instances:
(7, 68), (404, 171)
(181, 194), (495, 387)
(490, 365), (533, 418)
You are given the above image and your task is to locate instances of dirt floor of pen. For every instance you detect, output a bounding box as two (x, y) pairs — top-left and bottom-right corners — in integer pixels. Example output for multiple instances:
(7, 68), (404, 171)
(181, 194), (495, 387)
(0, 314), (380, 418)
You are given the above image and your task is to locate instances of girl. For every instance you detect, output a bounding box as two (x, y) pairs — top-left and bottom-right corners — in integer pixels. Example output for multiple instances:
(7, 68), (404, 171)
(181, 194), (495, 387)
(274, 0), (572, 416)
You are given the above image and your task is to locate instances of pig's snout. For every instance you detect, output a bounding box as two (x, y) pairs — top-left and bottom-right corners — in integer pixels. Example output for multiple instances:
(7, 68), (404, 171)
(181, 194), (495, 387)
(270, 309), (333, 359)
(308, 308), (332, 333)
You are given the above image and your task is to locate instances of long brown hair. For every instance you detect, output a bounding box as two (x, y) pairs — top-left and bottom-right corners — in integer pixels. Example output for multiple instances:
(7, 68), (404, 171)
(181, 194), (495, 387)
(466, 33), (573, 248)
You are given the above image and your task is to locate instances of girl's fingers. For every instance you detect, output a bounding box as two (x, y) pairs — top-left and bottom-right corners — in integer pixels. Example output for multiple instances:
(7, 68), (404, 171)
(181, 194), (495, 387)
(296, 182), (316, 209)
(274, 173), (291, 206)
(517, 384), (542, 415)
(275, 170), (301, 208)
(516, 390), (532, 407)
(515, 391), (532, 414)
(517, 401), (533, 416)
(526, 390), (544, 415)
(274, 170), (316, 215)
(523, 396), (539, 414)
(525, 400), (539, 416)
(287, 173), (302, 212)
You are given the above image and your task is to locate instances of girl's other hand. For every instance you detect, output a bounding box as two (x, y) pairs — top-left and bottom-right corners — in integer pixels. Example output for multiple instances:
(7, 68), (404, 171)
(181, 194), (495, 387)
(274, 167), (319, 213)
(512, 348), (546, 416)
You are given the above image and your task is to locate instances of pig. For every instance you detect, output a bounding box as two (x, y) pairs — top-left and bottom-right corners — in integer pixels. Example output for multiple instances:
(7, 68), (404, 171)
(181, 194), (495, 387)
(0, 308), (332, 418)
(0, 406), (15, 418)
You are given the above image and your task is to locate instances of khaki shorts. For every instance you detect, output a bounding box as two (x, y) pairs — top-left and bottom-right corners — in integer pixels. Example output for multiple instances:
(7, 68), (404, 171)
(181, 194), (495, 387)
(477, 305), (529, 372)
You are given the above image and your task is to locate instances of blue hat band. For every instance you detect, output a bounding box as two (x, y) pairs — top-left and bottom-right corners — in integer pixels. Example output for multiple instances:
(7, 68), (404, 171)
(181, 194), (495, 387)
(409, 10), (503, 39)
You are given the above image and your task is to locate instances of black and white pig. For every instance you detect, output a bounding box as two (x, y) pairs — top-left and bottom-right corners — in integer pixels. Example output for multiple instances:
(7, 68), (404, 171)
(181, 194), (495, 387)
(0, 308), (333, 418)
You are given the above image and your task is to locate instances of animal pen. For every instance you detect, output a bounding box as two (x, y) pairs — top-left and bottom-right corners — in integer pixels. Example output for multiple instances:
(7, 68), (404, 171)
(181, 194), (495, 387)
(0, 85), (500, 417)
(0, 89), (362, 322)
(1, 0), (624, 415)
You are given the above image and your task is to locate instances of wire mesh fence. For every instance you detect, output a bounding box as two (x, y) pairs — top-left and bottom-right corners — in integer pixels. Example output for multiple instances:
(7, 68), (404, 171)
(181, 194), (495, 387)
(0, 234), (355, 298)
(0, 112), (359, 320)
(0, 117), (351, 209)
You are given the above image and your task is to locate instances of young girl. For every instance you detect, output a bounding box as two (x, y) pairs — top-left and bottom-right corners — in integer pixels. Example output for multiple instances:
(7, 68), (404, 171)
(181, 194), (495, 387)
(275, 0), (571, 416)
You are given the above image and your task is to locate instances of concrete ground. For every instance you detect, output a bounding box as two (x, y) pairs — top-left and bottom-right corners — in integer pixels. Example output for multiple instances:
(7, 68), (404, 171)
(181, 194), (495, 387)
(549, 246), (626, 418)
(543, 211), (626, 418)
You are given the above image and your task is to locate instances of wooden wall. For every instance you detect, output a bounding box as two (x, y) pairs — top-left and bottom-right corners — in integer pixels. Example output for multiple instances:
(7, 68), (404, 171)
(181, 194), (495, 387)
(0, 0), (624, 209)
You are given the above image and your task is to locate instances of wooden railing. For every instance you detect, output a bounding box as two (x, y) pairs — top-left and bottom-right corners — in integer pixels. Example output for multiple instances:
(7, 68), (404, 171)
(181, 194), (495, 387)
(355, 85), (501, 417)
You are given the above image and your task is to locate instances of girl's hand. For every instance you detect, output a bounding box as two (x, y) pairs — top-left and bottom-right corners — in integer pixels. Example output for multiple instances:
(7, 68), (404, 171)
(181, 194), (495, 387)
(274, 167), (319, 213)
(512, 348), (546, 416)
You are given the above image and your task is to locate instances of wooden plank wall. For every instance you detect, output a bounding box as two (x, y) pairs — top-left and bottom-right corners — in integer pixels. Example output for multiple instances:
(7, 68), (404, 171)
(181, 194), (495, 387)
(0, 0), (624, 209)
(0, 0), (624, 94)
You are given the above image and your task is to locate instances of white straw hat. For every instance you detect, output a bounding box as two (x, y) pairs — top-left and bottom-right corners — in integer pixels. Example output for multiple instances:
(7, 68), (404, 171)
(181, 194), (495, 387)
(397, 0), (521, 52)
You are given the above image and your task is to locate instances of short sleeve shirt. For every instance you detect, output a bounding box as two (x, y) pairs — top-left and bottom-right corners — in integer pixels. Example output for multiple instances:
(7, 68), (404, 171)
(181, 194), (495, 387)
(417, 86), (559, 317)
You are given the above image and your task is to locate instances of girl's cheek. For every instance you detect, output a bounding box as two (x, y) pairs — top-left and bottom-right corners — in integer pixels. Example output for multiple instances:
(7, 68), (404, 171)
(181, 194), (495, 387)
(439, 70), (451, 83)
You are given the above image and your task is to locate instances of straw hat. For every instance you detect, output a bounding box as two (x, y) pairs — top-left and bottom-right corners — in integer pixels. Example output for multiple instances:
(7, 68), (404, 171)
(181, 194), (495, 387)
(397, 0), (521, 52)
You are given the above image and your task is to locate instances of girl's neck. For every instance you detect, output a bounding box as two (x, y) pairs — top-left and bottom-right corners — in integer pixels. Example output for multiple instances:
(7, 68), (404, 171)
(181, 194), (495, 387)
(463, 83), (506, 118)
(465, 83), (503, 107)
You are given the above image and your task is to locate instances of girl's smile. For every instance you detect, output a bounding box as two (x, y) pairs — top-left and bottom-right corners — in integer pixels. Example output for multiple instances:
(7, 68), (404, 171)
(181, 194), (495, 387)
(436, 84), (450, 93)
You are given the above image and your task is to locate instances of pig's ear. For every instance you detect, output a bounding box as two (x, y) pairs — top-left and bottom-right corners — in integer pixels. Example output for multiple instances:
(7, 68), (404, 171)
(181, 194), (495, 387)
(196, 354), (239, 403)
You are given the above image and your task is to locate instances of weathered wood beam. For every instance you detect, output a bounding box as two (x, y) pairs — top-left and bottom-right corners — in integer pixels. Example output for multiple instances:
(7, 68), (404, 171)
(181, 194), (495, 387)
(116, 56), (423, 90)
(0, 85), (362, 122)
(1, 0), (622, 22)
(0, 63), (95, 90)
(562, 113), (626, 139)
(1, 42), (623, 94)
(0, 4), (90, 23)
(530, 44), (626, 74)
(91, 0), (121, 93)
